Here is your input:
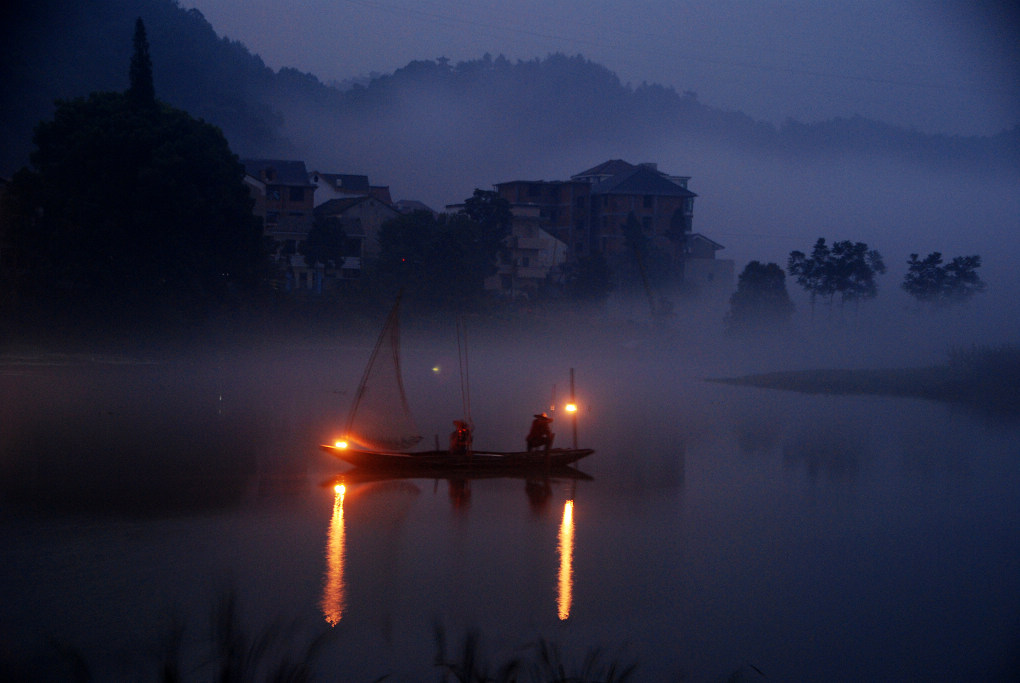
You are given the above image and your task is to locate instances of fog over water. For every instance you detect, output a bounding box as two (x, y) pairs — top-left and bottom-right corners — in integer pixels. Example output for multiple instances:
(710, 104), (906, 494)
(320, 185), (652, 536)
(2, 308), (1018, 679)
(3, 1), (1019, 679)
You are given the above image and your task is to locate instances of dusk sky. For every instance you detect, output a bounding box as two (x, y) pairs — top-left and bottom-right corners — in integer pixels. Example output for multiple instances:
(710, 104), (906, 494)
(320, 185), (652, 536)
(184, 0), (1018, 137)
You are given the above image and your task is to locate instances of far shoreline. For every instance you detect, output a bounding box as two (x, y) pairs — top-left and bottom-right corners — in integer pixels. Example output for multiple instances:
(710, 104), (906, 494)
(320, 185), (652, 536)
(709, 346), (1020, 419)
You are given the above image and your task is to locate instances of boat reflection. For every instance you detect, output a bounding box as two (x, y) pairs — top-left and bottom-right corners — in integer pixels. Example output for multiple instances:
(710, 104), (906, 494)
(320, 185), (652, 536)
(328, 465), (592, 511)
(557, 499), (574, 620)
(319, 468), (590, 623)
(321, 484), (346, 625)
(448, 478), (471, 509)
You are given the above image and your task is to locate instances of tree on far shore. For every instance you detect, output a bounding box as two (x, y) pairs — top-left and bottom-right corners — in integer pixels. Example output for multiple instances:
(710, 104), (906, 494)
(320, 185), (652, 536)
(788, 238), (885, 315)
(724, 261), (794, 334)
(902, 252), (985, 307)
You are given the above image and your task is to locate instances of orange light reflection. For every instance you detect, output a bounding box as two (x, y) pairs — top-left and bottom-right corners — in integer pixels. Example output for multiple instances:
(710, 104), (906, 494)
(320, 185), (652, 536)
(321, 484), (347, 625)
(557, 499), (574, 620)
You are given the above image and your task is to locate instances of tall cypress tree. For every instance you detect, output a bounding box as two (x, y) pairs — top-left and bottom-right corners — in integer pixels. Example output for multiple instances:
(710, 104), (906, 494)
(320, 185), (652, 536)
(3, 17), (265, 325)
(128, 17), (155, 107)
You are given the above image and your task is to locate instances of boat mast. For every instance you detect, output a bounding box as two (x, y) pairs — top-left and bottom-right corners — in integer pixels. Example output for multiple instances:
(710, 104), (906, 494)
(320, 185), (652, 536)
(457, 317), (472, 427)
(569, 367), (577, 449)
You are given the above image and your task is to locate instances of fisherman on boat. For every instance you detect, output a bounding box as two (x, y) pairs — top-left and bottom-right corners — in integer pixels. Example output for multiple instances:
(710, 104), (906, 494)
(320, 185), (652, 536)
(526, 412), (554, 452)
(450, 420), (473, 455)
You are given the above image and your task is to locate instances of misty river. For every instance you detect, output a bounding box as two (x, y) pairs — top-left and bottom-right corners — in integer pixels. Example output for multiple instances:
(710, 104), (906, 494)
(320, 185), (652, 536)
(1, 314), (1017, 681)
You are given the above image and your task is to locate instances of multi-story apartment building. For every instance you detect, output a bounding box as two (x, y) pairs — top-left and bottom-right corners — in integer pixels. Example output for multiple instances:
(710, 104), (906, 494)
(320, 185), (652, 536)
(495, 159), (697, 267)
(493, 159), (734, 293)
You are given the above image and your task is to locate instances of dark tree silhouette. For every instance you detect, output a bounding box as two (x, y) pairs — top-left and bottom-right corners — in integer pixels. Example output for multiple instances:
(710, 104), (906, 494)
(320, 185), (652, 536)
(128, 18), (155, 108)
(788, 238), (885, 315)
(459, 188), (513, 262)
(902, 252), (986, 307)
(564, 252), (614, 303)
(374, 203), (506, 310)
(303, 216), (350, 271)
(788, 238), (833, 316)
(460, 188), (512, 231)
(828, 240), (886, 306)
(725, 261), (795, 334)
(4, 21), (263, 325)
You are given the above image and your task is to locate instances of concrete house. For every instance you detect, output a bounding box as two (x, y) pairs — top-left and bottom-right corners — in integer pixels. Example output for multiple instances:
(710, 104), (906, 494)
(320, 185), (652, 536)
(313, 195), (401, 279)
(494, 177), (592, 257)
(242, 158), (319, 291)
(309, 172), (393, 207)
(684, 234), (734, 295)
(486, 205), (567, 298)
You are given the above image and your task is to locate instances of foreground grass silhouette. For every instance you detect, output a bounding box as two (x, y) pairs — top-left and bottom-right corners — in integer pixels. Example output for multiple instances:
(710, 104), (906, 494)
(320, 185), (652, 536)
(24, 593), (653, 682)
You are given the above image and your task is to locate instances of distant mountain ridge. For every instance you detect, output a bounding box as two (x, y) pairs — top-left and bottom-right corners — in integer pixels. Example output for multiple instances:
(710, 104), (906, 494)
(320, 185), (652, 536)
(2, 0), (1016, 183)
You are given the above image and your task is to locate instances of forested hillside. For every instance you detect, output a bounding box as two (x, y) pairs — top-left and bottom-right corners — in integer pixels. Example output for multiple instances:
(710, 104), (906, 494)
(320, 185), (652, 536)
(3, 0), (1016, 203)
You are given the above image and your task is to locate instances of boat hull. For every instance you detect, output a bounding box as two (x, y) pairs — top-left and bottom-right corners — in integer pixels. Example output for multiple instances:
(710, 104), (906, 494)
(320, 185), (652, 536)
(320, 445), (594, 472)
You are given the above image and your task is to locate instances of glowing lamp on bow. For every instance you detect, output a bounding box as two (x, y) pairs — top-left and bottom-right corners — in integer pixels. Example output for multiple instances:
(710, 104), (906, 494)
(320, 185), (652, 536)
(564, 403), (577, 413)
(334, 439), (349, 449)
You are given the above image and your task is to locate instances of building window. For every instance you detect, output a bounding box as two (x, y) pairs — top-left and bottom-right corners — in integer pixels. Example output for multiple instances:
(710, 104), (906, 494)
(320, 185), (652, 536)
(266, 211), (279, 224)
(643, 195), (653, 208)
(267, 186), (281, 201)
(642, 216), (652, 231)
(290, 187), (305, 202)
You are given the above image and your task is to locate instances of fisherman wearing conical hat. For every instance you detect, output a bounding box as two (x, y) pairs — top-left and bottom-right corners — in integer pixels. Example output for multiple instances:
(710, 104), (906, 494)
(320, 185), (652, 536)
(450, 419), (472, 455)
(526, 412), (554, 452)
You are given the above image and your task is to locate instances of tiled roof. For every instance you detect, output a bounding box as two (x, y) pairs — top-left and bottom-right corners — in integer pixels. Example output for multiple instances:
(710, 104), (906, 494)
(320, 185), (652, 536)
(591, 164), (696, 197)
(315, 196), (398, 215)
(313, 172), (370, 193)
(395, 199), (436, 214)
(688, 233), (724, 249)
(571, 159), (635, 180)
(241, 159), (312, 186)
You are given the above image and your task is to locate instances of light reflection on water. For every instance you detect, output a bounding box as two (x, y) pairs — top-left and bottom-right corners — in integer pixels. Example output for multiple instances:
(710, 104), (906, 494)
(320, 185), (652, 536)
(321, 484), (346, 625)
(557, 499), (575, 620)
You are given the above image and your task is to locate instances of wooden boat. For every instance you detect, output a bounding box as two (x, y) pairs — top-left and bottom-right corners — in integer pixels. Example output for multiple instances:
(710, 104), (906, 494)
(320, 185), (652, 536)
(321, 293), (594, 472)
(320, 444), (594, 472)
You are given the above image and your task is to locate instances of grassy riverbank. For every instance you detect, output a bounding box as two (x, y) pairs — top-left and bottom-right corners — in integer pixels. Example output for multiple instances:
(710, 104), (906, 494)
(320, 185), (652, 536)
(710, 345), (1020, 417)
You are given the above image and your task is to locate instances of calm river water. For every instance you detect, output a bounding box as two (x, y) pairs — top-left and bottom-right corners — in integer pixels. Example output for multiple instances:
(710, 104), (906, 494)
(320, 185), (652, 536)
(2, 324), (1018, 681)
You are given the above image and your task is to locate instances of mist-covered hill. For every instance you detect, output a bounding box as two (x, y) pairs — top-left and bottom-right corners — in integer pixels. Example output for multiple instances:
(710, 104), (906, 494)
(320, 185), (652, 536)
(3, 0), (1016, 197)
(5, 0), (1019, 329)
